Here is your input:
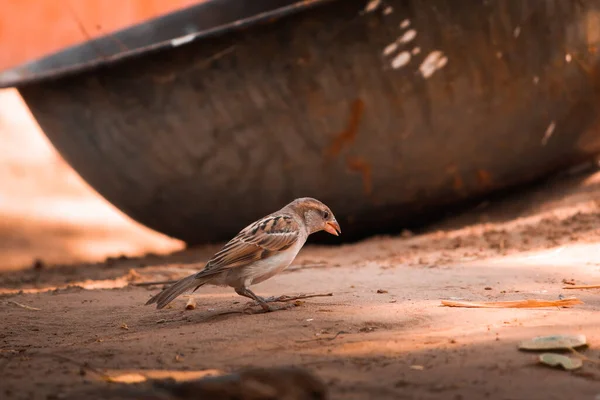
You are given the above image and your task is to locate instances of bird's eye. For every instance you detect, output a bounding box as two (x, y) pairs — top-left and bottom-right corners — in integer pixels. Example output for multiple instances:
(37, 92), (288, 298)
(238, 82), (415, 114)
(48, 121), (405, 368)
(323, 211), (330, 219)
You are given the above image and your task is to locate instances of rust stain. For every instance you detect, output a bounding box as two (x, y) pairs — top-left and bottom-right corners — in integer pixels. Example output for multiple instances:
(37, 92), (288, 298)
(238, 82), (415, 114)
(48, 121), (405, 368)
(346, 156), (373, 196)
(324, 99), (365, 159)
(477, 169), (493, 187)
(446, 165), (464, 192)
(452, 174), (464, 192)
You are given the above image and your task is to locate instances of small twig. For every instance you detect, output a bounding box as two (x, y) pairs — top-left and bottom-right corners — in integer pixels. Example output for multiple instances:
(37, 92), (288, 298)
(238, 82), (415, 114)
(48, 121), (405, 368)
(563, 284), (600, 290)
(271, 293), (334, 303)
(441, 298), (583, 308)
(568, 347), (600, 365)
(5, 300), (41, 311)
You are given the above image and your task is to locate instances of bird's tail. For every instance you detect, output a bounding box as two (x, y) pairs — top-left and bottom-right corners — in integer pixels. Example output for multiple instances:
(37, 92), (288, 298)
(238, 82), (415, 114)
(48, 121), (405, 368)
(145, 274), (208, 309)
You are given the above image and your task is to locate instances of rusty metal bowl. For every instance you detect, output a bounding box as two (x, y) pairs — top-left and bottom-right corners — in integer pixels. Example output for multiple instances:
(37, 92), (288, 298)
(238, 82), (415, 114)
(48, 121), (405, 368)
(3, 0), (600, 244)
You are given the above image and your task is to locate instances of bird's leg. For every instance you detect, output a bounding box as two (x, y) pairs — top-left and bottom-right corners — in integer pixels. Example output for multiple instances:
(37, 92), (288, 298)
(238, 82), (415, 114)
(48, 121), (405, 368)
(235, 287), (272, 312)
(235, 287), (298, 313)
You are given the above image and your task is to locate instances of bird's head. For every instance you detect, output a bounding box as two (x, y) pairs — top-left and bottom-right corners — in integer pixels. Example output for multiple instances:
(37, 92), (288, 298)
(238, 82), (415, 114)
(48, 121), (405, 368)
(287, 197), (341, 236)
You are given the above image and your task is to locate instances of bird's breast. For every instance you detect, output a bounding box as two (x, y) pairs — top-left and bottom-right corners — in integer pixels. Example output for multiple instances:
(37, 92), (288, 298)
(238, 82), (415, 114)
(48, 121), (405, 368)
(243, 240), (305, 286)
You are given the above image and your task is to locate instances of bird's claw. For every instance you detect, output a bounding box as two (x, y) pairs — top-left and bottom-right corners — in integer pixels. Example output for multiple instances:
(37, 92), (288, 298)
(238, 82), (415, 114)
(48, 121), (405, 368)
(263, 295), (284, 303)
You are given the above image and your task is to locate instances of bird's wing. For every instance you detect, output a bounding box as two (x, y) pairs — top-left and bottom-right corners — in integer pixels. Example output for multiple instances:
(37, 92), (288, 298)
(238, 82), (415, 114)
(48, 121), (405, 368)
(196, 214), (300, 277)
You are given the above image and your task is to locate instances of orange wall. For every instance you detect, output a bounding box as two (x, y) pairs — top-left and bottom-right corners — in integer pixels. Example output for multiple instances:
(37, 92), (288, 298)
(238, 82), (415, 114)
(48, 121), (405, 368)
(0, 0), (203, 71)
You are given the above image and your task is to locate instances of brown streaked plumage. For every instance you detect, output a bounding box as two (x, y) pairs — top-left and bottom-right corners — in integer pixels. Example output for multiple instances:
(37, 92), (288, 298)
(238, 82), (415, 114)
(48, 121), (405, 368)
(145, 197), (341, 311)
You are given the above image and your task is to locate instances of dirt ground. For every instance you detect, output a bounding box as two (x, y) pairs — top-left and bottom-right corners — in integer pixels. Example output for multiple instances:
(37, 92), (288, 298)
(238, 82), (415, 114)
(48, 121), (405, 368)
(2, 162), (600, 400)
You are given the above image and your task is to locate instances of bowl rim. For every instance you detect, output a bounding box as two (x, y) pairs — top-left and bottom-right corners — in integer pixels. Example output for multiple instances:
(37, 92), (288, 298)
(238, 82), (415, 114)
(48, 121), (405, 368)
(0, 0), (331, 88)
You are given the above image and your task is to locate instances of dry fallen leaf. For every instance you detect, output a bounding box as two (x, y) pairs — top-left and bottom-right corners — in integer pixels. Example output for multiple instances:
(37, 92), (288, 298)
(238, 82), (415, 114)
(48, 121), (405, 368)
(519, 334), (587, 351)
(120, 323), (129, 330)
(441, 298), (583, 308)
(409, 365), (424, 371)
(185, 297), (197, 310)
(538, 353), (583, 370)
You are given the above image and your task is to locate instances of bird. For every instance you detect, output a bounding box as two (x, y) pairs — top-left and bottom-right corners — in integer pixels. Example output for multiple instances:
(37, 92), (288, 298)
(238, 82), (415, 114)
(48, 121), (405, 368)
(146, 197), (341, 312)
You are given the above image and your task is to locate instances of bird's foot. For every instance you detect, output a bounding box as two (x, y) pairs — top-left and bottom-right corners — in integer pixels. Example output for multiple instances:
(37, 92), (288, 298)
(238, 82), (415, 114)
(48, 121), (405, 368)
(243, 293), (333, 311)
(244, 295), (296, 309)
(262, 295), (293, 303)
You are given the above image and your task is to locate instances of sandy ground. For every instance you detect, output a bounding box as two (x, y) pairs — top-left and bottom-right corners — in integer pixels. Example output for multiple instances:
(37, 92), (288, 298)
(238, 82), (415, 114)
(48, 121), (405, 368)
(2, 87), (600, 399)
(2, 161), (600, 399)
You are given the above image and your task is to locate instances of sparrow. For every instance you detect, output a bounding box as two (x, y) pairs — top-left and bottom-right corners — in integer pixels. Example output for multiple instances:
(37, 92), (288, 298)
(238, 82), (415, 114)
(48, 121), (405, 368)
(146, 197), (341, 312)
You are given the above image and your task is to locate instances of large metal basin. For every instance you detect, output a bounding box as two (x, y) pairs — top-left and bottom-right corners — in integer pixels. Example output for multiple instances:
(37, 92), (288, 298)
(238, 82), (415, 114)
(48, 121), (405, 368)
(3, 0), (600, 243)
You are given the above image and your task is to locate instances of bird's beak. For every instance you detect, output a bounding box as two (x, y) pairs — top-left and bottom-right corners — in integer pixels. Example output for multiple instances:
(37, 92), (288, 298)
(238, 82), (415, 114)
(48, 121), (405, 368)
(324, 219), (341, 236)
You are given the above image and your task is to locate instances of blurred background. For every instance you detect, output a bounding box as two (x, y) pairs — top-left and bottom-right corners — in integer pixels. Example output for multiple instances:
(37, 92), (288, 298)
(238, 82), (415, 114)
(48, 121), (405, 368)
(0, 1), (213, 270)
(0, 88), (183, 270)
(3, 0), (600, 269)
